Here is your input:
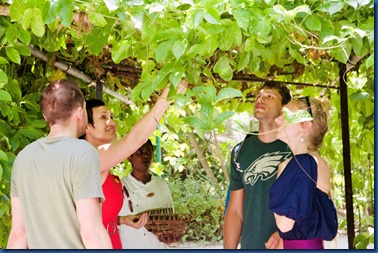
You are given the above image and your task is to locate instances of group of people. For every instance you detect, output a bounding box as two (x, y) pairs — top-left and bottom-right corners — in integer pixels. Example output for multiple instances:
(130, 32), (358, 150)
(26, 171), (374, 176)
(7, 79), (185, 249)
(7, 78), (338, 249)
(224, 81), (338, 249)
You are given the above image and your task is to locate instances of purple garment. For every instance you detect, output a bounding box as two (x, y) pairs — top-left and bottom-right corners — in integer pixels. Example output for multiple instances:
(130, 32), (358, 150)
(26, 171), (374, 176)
(284, 239), (323, 249)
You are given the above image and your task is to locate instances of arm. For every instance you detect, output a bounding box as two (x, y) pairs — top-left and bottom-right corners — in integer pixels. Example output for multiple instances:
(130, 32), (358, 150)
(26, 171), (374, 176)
(98, 79), (188, 171)
(273, 213), (295, 233)
(272, 159), (296, 233)
(310, 151), (331, 194)
(76, 198), (112, 249)
(7, 197), (28, 249)
(223, 189), (244, 249)
(265, 231), (283, 249)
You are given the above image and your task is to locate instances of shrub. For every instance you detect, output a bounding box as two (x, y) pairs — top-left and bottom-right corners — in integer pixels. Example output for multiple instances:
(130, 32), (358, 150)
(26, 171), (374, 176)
(168, 175), (225, 242)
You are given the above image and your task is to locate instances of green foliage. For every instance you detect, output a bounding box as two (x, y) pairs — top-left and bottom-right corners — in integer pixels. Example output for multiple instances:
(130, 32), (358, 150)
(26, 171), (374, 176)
(168, 175), (225, 242)
(0, 76), (47, 247)
(0, 0), (374, 249)
(321, 69), (374, 248)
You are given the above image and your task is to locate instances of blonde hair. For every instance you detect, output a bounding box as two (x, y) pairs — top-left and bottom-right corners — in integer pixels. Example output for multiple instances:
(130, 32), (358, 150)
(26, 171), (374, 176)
(294, 97), (330, 151)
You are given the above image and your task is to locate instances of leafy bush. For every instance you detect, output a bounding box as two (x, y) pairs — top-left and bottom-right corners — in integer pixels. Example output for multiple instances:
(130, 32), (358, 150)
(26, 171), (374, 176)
(168, 175), (226, 242)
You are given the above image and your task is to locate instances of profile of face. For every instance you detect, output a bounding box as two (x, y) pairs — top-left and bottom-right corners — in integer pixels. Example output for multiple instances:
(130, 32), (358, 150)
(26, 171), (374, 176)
(128, 142), (154, 173)
(85, 105), (117, 144)
(275, 101), (311, 144)
(254, 88), (284, 121)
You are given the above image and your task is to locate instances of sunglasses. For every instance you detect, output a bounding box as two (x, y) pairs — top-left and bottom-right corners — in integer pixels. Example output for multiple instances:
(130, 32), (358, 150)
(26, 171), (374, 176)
(299, 96), (313, 118)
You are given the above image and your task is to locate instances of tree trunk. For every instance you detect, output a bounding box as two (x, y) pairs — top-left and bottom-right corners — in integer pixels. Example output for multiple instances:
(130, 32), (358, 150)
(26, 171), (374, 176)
(211, 131), (229, 183)
(188, 132), (218, 186)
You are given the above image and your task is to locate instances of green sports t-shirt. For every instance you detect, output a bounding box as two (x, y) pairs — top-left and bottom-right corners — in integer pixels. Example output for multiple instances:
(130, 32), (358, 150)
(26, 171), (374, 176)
(229, 134), (291, 249)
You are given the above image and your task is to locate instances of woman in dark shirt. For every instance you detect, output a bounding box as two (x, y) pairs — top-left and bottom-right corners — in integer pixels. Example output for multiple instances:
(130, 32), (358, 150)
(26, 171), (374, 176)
(269, 97), (338, 249)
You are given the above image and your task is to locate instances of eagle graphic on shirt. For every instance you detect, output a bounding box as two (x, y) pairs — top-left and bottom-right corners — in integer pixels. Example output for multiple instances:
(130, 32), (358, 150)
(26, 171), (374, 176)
(239, 151), (291, 186)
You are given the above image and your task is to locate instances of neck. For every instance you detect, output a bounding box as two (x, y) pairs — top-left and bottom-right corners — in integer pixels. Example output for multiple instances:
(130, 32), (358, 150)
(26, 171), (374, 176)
(257, 121), (281, 143)
(288, 141), (309, 155)
(131, 170), (151, 184)
(85, 134), (106, 148)
(47, 124), (79, 139)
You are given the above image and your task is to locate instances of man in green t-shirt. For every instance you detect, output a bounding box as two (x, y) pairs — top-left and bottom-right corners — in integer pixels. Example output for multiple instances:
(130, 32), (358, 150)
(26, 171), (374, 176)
(224, 81), (292, 249)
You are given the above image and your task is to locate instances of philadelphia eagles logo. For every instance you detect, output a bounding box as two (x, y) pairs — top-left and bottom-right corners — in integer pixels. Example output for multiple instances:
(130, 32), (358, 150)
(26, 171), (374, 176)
(240, 151), (290, 186)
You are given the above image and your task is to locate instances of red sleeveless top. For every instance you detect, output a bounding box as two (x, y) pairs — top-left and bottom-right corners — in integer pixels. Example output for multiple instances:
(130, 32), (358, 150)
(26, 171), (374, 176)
(102, 173), (123, 249)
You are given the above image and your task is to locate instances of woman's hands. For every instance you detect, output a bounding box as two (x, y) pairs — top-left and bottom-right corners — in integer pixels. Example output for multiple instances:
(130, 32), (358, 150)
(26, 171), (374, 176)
(118, 213), (148, 229)
(159, 79), (188, 102)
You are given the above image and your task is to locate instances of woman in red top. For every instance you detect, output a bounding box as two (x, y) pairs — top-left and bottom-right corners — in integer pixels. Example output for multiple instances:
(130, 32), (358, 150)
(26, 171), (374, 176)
(81, 80), (187, 248)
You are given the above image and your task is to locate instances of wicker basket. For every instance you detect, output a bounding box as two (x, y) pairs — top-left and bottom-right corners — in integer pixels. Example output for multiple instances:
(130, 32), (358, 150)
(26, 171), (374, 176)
(141, 208), (193, 244)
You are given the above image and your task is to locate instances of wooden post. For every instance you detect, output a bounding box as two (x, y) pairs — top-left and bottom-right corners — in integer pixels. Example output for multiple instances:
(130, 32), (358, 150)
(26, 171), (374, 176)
(339, 63), (355, 249)
(156, 135), (161, 163)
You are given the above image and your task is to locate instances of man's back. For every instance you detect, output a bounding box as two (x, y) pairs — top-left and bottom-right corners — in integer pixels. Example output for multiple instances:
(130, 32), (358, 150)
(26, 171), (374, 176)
(11, 137), (103, 249)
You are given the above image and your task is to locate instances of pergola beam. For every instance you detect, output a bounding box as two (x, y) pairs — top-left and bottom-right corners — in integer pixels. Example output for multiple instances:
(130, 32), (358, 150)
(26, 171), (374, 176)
(27, 45), (134, 105)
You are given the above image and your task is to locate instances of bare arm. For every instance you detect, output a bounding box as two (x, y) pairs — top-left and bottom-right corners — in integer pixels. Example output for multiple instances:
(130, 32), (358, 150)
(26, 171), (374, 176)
(223, 189), (244, 249)
(98, 79), (188, 172)
(7, 197), (28, 249)
(265, 231), (283, 249)
(310, 151), (331, 195)
(273, 212), (295, 233)
(76, 198), (112, 249)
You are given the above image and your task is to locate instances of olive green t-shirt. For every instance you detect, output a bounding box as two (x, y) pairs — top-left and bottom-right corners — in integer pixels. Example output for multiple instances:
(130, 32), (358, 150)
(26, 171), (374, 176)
(229, 134), (291, 249)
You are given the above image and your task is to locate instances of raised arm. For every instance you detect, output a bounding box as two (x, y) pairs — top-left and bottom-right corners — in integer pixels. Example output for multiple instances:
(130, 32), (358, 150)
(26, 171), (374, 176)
(98, 79), (187, 171)
(223, 188), (244, 249)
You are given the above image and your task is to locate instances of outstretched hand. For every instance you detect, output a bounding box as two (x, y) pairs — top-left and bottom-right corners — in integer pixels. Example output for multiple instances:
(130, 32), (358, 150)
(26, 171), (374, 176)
(176, 78), (188, 95)
(160, 79), (188, 101)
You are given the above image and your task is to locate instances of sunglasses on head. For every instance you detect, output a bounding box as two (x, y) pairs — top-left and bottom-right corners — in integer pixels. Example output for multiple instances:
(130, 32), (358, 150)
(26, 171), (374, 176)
(299, 96), (313, 118)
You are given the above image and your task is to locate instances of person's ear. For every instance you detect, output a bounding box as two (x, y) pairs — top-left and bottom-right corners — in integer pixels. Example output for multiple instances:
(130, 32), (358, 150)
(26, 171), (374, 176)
(301, 121), (312, 130)
(75, 106), (83, 121)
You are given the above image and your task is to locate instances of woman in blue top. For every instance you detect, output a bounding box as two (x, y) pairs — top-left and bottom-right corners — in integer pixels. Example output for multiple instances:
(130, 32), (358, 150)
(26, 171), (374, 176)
(269, 97), (338, 249)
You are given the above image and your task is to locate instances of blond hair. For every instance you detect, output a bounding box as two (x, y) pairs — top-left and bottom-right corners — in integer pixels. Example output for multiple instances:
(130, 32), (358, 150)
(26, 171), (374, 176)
(294, 97), (330, 151)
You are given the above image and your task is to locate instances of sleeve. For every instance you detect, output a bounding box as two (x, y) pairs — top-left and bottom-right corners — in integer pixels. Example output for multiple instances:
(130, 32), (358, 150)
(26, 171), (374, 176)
(162, 181), (174, 212)
(229, 143), (243, 191)
(71, 143), (104, 202)
(10, 155), (21, 198)
(269, 155), (318, 221)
